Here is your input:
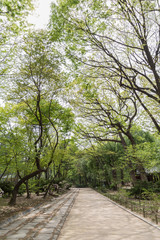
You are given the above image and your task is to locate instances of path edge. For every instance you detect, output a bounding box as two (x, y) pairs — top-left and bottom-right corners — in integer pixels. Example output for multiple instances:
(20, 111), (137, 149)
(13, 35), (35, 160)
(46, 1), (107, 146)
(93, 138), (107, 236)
(97, 190), (160, 231)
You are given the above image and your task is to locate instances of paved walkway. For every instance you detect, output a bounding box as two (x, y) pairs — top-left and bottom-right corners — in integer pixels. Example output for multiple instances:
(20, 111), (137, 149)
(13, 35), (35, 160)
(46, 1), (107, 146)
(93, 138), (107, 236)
(58, 188), (160, 240)
(0, 188), (160, 240)
(0, 189), (78, 240)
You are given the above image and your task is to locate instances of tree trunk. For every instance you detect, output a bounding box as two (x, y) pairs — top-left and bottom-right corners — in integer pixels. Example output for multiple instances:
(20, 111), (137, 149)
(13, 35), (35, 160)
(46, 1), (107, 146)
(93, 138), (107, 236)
(137, 165), (148, 182)
(126, 132), (148, 182)
(79, 175), (82, 186)
(120, 169), (124, 186)
(84, 173), (87, 186)
(112, 169), (118, 190)
(9, 170), (44, 205)
(35, 173), (41, 196)
(43, 180), (52, 198)
(118, 132), (137, 185)
(129, 169), (137, 186)
(105, 172), (111, 187)
(25, 180), (30, 199)
(0, 166), (9, 180)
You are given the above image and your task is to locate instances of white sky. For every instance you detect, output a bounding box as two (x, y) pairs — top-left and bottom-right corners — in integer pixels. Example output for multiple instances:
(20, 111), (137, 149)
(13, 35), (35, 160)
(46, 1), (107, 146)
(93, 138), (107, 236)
(28, 0), (54, 29)
(0, 0), (55, 106)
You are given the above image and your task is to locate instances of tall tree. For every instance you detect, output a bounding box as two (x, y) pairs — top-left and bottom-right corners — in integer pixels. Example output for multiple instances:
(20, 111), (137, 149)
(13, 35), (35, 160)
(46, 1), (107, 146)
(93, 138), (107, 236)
(0, 0), (34, 76)
(69, 75), (148, 183)
(5, 30), (74, 205)
(50, 0), (160, 133)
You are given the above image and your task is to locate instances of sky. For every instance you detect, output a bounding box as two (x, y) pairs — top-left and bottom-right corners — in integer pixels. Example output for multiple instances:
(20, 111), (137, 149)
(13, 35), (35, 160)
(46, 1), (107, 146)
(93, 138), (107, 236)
(0, 1), (54, 106)
(28, 0), (54, 29)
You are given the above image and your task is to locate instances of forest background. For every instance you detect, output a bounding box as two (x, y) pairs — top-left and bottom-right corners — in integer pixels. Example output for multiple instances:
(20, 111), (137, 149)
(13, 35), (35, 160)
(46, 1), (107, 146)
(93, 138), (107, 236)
(0, 0), (160, 208)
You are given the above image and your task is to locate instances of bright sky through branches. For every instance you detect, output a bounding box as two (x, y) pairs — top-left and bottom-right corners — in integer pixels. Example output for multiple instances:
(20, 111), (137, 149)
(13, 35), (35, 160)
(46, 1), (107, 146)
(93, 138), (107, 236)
(28, 0), (54, 29)
(0, 1), (54, 106)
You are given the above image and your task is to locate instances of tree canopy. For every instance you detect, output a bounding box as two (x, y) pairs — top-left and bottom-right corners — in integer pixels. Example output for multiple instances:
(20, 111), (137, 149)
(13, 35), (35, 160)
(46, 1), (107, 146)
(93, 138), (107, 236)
(0, 0), (160, 204)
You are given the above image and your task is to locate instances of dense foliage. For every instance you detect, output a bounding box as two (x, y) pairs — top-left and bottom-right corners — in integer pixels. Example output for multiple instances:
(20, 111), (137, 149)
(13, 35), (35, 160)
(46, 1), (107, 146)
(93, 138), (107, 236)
(0, 0), (160, 204)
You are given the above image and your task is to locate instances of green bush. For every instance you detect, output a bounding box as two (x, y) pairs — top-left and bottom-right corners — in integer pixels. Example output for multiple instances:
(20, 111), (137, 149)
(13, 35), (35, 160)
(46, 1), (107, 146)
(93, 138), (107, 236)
(38, 179), (50, 192)
(128, 181), (154, 199)
(96, 186), (107, 193)
(30, 179), (50, 193)
(153, 180), (160, 192)
(109, 183), (118, 190)
(18, 183), (26, 196)
(0, 181), (14, 196)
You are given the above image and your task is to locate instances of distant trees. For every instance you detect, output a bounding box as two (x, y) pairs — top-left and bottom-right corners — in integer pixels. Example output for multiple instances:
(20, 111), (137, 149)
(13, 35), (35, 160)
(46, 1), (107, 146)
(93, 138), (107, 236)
(69, 130), (159, 189)
(0, 0), (160, 203)
(70, 75), (150, 184)
(48, 0), (160, 186)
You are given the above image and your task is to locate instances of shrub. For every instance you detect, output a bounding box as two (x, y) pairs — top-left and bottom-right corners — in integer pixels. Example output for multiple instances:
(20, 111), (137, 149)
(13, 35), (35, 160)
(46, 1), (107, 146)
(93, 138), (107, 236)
(128, 181), (154, 199)
(28, 179), (46, 193)
(59, 180), (72, 190)
(18, 183), (26, 196)
(153, 180), (160, 192)
(0, 181), (14, 196)
(109, 183), (118, 190)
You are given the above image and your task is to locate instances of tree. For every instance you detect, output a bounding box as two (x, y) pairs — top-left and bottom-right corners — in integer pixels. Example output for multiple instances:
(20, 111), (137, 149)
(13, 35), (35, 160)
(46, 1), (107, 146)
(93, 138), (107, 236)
(69, 72), (149, 183)
(0, 0), (34, 77)
(0, 105), (22, 181)
(48, 0), (160, 186)
(50, 0), (160, 133)
(67, 140), (125, 189)
(5, 30), (74, 205)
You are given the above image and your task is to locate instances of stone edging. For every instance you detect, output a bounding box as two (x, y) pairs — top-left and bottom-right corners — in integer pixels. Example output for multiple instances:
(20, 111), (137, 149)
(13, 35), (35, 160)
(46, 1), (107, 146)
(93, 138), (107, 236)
(51, 189), (79, 240)
(0, 205), (39, 228)
(0, 191), (69, 228)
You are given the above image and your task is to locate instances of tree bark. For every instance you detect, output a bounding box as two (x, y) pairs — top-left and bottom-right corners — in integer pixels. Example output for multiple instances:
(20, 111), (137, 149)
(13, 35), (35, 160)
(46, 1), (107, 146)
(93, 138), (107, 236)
(120, 169), (124, 186)
(35, 173), (42, 196)
(119, 132), (137, 185)
(137, 165), (148, 182)
(129, 169), (137, 186)
(126, 131), (148, 182)
(9, 170), (44, 205)
(112, 169), (118, 190)
(43, 180), (53, 198)
(25, 180), (30, 199)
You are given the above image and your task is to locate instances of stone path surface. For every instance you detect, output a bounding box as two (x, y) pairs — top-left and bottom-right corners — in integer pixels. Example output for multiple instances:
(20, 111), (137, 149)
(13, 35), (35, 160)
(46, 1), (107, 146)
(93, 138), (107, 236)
(58, 188), (160, 240)
(0, 189), (79, 240)
(1, 188), (160, 240)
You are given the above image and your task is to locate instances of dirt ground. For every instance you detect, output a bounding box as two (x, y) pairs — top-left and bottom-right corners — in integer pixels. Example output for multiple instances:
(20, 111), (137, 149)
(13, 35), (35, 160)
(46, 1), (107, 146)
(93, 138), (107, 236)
(0, 193), (54, 224)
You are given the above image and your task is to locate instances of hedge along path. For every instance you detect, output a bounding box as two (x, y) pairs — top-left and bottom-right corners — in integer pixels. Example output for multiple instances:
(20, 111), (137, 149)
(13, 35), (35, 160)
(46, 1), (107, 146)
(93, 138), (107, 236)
(58, 188), (160, 240)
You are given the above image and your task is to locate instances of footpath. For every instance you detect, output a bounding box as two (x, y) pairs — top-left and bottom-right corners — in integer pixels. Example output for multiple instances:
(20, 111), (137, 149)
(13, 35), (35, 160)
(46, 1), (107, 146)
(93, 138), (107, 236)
(0, 189), (78, 240)
(58, 188), (160, 240)
(0, 188), (160, 240)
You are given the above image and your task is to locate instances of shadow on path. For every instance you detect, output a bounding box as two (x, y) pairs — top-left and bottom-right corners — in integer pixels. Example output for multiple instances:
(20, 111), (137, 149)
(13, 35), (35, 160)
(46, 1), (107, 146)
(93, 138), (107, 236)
(58, 188), (160, 240)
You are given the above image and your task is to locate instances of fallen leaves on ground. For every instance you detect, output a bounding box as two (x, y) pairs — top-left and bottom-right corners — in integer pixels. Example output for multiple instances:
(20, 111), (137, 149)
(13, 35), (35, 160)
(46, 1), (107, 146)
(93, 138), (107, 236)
(0, 193), (53, 224)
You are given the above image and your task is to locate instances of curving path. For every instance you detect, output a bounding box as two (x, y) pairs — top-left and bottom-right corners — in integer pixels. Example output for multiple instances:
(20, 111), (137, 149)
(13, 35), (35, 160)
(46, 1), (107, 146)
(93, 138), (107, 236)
(58, 188), (160, 240)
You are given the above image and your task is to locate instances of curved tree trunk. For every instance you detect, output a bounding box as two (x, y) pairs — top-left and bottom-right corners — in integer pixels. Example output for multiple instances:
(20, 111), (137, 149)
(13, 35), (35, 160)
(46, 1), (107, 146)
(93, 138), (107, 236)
(9, 170), (44, 205)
